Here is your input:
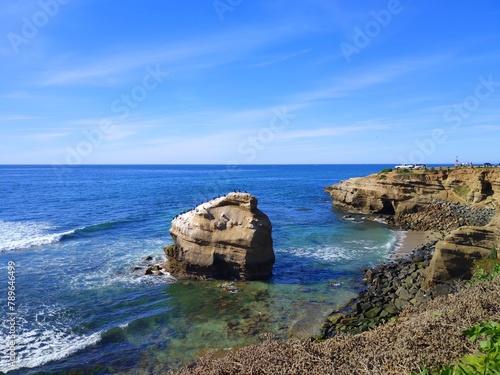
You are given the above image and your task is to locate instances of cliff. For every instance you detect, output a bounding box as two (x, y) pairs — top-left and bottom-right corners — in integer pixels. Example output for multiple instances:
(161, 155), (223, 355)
(326, 167), (500, 283)
(166, 192), (275, 280)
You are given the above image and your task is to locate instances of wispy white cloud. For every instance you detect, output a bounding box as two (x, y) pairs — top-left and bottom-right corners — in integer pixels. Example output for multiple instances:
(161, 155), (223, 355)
(279, 123), (388, 140)
(469, 125), (500, 132)
(1, 91), (32, 99)
(0, 115), (40, 121)
(39, 26), (302, 86)
(293, 54), (451, 104)
(247, 49), (312, 68)
(28, 132), (70, 140)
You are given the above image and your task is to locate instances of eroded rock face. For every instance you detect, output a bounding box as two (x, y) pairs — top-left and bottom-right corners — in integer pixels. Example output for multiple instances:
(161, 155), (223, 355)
(326, 168), (500, 283)
(325, 168), (500, 231)
(166, 192), (275, 280)
(425, 224), (500, 283)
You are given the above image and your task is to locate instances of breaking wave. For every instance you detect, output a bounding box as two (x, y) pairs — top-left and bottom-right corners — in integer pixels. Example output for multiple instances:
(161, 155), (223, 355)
(0, 220), (128, 252)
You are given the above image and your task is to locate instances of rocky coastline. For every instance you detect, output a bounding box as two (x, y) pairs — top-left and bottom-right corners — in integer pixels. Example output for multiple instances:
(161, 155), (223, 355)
(321, 167), (499, 338)
(322, 241), (441, 337)
(172, 167), (500, 374)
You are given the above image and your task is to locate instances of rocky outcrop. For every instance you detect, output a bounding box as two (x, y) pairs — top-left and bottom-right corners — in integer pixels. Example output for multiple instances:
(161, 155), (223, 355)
(326, 167), (500, 283)
(326, 168), (499, 230)
(166, 192), (275, 280)
(425, 223), (500, 283)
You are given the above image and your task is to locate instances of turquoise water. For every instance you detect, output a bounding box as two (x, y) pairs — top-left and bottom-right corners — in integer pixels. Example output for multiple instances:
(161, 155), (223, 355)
(0, 165), (399, 374)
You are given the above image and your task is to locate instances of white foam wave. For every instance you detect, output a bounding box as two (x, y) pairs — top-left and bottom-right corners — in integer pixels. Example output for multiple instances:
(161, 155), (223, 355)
(281, 246), (354, 262)
(0, 328), (101, 372)
(0, 220), (76, 252)
(344, 239), (370, 245)
(67, 243), (177, 290)
(391, 231), (407, 253)
(373, 216), (388, 224)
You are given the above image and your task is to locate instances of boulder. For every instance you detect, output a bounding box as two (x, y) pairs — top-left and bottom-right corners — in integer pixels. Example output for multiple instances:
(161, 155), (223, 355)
(166, 192), (275, 280)
(424, 224), (500, 283)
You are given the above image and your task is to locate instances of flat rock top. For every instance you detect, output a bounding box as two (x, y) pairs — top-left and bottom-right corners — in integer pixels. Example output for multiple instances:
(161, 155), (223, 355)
(172, 192), (259, 224)
(170, 192), (271, 245)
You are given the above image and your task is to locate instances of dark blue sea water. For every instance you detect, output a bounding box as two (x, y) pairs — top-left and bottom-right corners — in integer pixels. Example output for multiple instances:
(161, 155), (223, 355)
(0, 165), (401, 374)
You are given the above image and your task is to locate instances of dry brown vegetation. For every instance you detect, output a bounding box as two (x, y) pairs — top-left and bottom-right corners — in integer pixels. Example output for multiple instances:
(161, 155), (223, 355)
(173, 277), (500, 375)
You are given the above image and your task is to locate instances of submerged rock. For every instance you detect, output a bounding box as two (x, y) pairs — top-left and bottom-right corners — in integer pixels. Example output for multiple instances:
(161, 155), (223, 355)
(166, 192), (275, 280)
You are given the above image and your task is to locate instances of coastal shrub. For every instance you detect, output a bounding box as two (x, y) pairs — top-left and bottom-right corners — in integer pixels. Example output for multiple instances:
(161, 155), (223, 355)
(414, 322), (500, 375)
(379, 174), (387, 180)
(469, 257), (500, 284)
(380, 168), (393, 174)
(396, 168), (414, 175)
(452, 184), (471, 199)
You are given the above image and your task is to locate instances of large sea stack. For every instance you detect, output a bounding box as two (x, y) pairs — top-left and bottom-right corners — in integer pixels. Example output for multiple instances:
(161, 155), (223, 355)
(165, 192), (275, 280)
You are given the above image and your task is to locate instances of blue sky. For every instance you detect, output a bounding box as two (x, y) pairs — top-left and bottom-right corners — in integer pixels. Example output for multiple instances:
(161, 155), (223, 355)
(1, 0), (500, 165)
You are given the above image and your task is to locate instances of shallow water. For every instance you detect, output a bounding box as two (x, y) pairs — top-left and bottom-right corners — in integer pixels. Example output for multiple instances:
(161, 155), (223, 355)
(0, 165), (397, 374)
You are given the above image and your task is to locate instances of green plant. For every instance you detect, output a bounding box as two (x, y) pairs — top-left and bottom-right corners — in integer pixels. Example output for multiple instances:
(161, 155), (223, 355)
(469, 259), (500, 284)
(460, 322), (500, 374)
(396, 168), (414, 175)
(431, 311), (441, 319)
(414, 322), (500, 375)
(453, 184), (471, 199)
(489, 247), (498, 260)
(380, 168), (393, 174)
(379, 174), (387, 180)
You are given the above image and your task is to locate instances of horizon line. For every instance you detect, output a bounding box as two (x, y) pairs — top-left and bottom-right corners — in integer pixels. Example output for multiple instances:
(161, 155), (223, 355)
(0, 163), (464, 166)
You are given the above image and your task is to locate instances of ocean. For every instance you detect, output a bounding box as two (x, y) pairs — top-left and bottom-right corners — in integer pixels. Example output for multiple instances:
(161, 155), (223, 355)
(0, 164), (401, 374)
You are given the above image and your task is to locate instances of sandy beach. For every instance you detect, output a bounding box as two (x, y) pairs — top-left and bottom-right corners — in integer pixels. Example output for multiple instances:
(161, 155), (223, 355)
(392, 230), (443, 258)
